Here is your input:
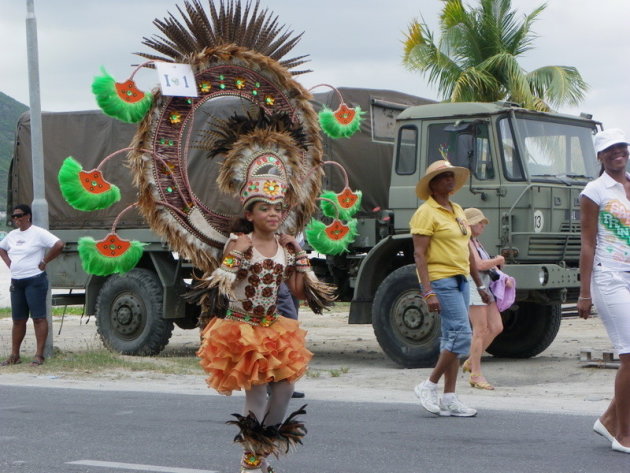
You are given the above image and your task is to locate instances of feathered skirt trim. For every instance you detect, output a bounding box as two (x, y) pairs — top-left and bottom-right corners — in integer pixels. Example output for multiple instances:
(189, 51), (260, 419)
(197, 316), (313, 395)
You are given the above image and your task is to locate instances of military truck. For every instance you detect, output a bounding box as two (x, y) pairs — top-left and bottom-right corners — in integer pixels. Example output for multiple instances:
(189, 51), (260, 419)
(7, 89), (599, 367)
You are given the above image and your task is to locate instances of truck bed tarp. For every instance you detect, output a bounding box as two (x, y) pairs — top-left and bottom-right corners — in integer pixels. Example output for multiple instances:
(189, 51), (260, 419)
(9, 88), (433, 229)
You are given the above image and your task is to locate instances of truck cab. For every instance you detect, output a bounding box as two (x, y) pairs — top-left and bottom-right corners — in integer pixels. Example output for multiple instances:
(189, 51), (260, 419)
(350, 102), (599, 367)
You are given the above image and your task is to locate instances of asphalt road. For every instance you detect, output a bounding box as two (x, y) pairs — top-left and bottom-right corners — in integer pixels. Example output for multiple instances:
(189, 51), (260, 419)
(1, 385), (627, 473)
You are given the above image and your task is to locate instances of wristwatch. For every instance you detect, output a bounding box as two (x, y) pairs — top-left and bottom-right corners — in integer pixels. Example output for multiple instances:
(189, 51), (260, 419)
(477, 285), (487, 291)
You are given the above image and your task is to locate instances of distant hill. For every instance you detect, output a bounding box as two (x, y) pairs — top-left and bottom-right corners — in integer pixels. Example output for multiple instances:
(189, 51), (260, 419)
(0, 91), (28, 214)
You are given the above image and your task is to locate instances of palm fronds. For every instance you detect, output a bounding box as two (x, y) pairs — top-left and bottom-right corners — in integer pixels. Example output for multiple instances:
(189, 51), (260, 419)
(402, 0), (588, 110)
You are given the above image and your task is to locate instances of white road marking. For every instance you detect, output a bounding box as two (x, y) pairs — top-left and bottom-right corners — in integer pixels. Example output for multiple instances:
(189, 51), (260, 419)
(66, 460), (218, 473)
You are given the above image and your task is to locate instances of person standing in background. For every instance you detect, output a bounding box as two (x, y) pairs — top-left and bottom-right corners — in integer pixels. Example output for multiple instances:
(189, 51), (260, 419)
(461, 207), (504, 390)
(0, 204), (64, 366)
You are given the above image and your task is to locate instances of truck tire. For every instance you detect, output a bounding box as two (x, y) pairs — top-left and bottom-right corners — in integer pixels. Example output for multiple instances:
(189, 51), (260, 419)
(96, 268), (174, 356)
(486, 302), (561, 358)
(372, 264), (440, 368)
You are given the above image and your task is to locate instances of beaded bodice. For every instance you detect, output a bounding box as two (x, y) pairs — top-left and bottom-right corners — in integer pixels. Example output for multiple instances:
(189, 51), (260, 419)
(229, 237), (289, 322)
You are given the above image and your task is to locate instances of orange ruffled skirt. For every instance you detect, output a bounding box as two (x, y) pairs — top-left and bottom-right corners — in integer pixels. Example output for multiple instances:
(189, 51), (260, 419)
(197, 316), (313, 395)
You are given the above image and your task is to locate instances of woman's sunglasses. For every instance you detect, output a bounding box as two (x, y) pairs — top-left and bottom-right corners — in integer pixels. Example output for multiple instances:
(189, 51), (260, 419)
(11, 213), (26, 219)
(455, 217), (468, 236)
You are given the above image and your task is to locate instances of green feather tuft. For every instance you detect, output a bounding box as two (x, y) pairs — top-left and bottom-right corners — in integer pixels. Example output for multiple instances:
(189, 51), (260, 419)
(78, 236), (146, 276)
(305, 218), (358, 255)
(319, 189), (363, 220)
(92, 66), (153, 123)
(58, 157), (121, 211)
(318, 105), (364, 139)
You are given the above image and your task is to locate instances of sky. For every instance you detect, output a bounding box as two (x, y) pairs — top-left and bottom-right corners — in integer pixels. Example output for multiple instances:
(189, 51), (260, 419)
(0, 0), (628, 130)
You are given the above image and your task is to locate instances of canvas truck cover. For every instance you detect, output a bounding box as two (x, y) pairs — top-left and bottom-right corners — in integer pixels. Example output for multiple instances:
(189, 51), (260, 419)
(312, 87), (434, 213)
(8, 110), (144, 230)
(9, 88), (433, 229)
(9, 109), (243, 231)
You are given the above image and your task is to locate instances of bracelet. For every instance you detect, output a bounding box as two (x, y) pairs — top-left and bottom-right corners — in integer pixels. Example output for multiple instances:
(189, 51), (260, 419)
(422, 290), (436, 300)
(221, 252), (243, 272)
(477, 285), (486, 291)
(578, 296), (592, 300)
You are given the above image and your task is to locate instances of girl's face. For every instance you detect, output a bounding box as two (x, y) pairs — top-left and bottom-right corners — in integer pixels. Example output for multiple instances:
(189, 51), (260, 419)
(470, 221), (486, 237)
(599, 144), (629, 173)
(246, 201), (284, 232)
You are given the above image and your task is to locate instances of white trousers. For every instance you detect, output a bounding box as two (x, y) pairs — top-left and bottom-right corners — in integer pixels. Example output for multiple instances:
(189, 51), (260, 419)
(592, 270), (630, 355)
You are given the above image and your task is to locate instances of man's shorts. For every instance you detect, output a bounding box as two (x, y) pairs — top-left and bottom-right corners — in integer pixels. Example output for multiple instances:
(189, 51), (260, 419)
(10, 272), (49, 321)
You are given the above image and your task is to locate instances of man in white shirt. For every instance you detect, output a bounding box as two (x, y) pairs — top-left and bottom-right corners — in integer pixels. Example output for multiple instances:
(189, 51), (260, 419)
(0, 204), (64, 366)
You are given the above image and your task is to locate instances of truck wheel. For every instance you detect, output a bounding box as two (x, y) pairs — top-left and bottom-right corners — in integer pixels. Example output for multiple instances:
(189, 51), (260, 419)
(96, 268), (174, 356)
(486, 302), (561, 358)
(372, 264), (440, 368)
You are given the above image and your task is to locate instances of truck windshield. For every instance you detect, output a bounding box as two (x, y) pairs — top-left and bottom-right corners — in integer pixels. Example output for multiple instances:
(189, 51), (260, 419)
(499, 116), (598, 182)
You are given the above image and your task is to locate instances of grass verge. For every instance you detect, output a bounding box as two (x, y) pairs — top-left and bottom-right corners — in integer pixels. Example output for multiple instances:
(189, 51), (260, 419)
(0, 348), (203, 377)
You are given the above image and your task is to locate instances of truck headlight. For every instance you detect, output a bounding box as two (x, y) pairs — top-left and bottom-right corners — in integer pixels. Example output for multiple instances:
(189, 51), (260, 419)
(538, 267), (549, 285)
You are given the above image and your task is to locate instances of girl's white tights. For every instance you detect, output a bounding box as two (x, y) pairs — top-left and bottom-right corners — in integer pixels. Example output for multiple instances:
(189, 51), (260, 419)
(244, 381), (295, 426)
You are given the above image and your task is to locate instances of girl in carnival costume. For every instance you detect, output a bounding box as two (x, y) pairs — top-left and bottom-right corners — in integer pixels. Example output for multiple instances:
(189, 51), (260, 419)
(195, 126), (335, 473)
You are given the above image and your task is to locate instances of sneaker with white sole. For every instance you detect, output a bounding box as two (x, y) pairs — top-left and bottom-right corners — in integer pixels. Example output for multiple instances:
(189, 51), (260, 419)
(439, 395), (477, 417)
(414, 380), (440, 415)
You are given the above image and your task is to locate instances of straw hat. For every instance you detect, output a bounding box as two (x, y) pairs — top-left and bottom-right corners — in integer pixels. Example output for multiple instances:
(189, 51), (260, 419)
(415, 160), (469, 200)
(464, 207), (489, 226)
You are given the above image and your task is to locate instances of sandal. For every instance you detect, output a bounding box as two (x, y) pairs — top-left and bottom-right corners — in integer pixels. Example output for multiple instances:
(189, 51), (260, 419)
(469, 373), (494, 390)
(1, 355), (22, 366)
(30, 355), (45, 367)
(461, 358), (471, 373)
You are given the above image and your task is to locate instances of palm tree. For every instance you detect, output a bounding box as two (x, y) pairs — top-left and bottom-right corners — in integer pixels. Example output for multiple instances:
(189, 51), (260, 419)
(402, 0), (588, 111)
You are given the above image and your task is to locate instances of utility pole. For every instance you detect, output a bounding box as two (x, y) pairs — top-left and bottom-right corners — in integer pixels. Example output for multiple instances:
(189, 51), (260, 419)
(25, 0), (53, 358)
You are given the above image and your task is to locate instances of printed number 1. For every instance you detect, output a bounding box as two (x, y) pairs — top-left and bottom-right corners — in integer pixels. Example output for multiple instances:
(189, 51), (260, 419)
(163, 74), (190, 88)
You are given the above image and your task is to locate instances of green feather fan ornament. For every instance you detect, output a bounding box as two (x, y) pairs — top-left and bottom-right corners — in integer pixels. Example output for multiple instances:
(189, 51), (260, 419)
(318, 103), (364, 139)
(305, 218), (358, 255)
(78, 233), (146, 276)
(58, 156), (121, 211)
(92, 66), (153, 123)
(319, 188), (362, 220)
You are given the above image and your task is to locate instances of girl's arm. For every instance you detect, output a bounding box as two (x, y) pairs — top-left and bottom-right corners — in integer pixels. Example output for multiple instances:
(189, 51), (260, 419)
(286, 270), (306, 300)
(470, 239), (504, 271)
(469, 247), (490, 303)
(279, 233), (306, 299)
(413, 234), (439, 313)
(578, 195), (599, 319)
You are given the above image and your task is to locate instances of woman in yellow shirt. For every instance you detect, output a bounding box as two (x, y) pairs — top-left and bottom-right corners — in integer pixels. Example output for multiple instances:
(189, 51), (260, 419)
(410, 160), (489, 417)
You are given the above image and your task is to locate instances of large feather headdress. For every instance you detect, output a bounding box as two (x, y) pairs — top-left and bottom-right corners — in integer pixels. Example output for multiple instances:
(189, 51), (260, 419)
(124, 0), (323, 273)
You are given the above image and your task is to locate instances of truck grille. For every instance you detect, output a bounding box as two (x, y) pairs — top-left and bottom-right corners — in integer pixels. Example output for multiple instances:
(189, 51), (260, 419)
(526, 222), (581, 261)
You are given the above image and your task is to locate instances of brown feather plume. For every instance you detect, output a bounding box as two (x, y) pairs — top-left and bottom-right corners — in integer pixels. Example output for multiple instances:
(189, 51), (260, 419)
(136, 0), (311, 75)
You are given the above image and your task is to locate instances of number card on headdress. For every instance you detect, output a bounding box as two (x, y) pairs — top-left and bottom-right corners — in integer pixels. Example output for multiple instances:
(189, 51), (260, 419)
(155, 62), (198, 97)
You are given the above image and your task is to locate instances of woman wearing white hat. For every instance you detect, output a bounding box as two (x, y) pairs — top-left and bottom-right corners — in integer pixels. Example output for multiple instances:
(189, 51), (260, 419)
(411, 160), (489, 417)
(461, 207), (505, 390)
(579, 128), (630, 454)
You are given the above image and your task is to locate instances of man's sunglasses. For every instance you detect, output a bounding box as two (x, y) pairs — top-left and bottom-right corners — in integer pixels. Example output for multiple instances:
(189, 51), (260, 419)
(11, 213), (26, 219)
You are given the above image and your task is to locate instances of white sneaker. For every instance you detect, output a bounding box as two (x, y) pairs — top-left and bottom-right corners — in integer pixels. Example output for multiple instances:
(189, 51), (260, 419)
(414, 380), (440, 415)
(439, 395), (477, 417)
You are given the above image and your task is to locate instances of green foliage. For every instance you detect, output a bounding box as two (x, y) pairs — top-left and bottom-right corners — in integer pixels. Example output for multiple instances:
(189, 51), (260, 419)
(402, 0), (588, 111)
(0, 91), (28, 217)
